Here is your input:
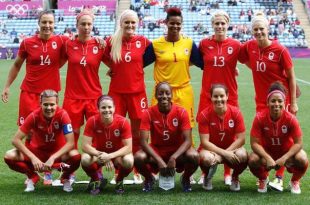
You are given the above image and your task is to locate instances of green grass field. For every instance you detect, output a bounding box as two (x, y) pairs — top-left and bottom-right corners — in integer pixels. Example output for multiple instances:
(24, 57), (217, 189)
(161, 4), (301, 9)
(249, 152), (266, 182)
(0, 59), (309, 205)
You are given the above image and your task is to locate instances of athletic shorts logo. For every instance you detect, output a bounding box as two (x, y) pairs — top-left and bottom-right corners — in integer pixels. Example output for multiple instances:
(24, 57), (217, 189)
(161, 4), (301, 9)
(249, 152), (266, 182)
(136, 41), (141, 48)
(268, 52), (274, 60)
(227, 47), (233, 54)
(281, 125), (287, 134)
(184, 48), (189, 55)
(228, 119), (234, 128)
(172, 118), (178, 127)
(114, 129), (120, 137)
(93, 46), (98, 54)
(54, 121), (59, 129)
(52, 41), (57, 49)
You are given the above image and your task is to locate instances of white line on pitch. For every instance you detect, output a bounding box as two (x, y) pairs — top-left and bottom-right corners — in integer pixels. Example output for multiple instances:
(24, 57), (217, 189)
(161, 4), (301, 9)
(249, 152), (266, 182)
(297, 78), (310, 85)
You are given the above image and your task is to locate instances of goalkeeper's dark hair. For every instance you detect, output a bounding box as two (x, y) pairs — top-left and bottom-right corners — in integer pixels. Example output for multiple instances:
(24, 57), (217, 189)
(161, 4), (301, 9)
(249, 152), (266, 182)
(97, 95), (114, 108)
(165, 7), (183, 22)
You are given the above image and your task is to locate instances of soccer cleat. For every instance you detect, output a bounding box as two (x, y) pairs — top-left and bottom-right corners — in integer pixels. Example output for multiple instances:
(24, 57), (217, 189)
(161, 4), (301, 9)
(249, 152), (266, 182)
(69, 174), (76, 185)
(43, 172), (53, 185)
(180, 175), (192, 192)
(202, 177), (213, 191)
(189, 175), (197, 185)
(198, 174), (205, 185)
(133, 173), (143, 184)
(63, 179), (73, 192)
(257, 179), (269, 193)
(115, 181), (124, 194)
(110, 175), (116, 185)
(224, 175), (232, 186)
(289, 180), (301, 194)
(230, 178), (240, 191)
(142, 177), (154, 192)
(268, 177), (283, 192)
(88, 180), (101, 195)
(24, 175), (39, 192)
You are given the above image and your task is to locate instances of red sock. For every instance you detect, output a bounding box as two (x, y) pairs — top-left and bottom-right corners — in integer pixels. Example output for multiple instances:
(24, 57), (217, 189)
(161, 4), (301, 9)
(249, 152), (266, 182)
(62, 154), (81, 180)
(116, 167), (132, 182)
(231, 162), (247, 179)
(135, 163), (153, 181)
(275, 166), (285, 178)
(224, 163), (231, 177)
(82, 162), (100, 181)
(4, 158), (37, 179)
(249, 165), (268, 180)
(288, 162), (308, 181)
(183, 162), (198, 180)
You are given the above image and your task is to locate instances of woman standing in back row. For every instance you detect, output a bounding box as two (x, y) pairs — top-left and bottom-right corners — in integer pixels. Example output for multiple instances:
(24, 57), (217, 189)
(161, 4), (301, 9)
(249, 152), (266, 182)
(239, 11), (299, 189)
(103, 9), (151, 184)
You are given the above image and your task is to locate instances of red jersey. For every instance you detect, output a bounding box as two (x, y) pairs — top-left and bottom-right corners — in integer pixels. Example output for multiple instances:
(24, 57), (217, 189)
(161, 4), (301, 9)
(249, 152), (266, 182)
(18, 35), (68, 93)
(84, 114), (132, 153)
(198, 105), (245, 149)
(104, 35), (151, 93)
(239, 40), (293, 111)
(64, 38), (104, 99)
(140, 104), (191, 151)
(20, 107), (72, 152)
(199, 37), (241, 109)
(250, 109), (302, 159)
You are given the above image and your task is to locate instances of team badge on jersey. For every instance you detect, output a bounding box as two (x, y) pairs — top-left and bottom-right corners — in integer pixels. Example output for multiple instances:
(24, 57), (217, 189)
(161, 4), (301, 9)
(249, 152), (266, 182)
(93, 46), (98, 54)
(114, 129), (120, 137)
(281, 125), (287, 134)
(172, 118), (178, 127)
(52, 41), (57, 49)
(54, 121), (59, 129)
(228, 119), (234, 128)
(136, 41), (141, 48)
(268, 52), (274, 60)
(184, 48), (189, 55)
(227, 47), (233, 54)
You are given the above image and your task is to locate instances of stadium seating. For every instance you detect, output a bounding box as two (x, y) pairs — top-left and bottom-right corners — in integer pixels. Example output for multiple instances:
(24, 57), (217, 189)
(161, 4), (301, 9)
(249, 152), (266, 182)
(131, 0), (308, 47)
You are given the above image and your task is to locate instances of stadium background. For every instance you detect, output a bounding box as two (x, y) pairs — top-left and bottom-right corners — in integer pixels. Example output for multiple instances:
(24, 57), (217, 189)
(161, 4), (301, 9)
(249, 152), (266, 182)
(0, 0), (310, 204)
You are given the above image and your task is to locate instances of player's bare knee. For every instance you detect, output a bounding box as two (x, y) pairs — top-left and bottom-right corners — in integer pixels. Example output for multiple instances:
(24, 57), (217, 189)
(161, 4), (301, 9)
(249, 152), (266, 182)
(81, 153), (93, 166)
(200, 153), (214, 167)
(248, 152), (260, 167)
(134, 150), (147, 165)
(4, 149), (18, 160)
(295, 150), (308, 167)
(122, 154), (134, 169)
(235, 148), (248, 163)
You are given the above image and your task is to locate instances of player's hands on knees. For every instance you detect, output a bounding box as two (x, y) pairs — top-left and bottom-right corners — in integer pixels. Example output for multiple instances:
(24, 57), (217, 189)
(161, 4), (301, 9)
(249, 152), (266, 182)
(98, 152), (111, 164)
(44, 157), (56, 171)
(167, 156), (176, 169)
(223, 151), (240, 165)
(31, 157), (45, 172)
(1, 88), (9, 103)
(275, 156), (287, 167)
(265, 157), (277, 170)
